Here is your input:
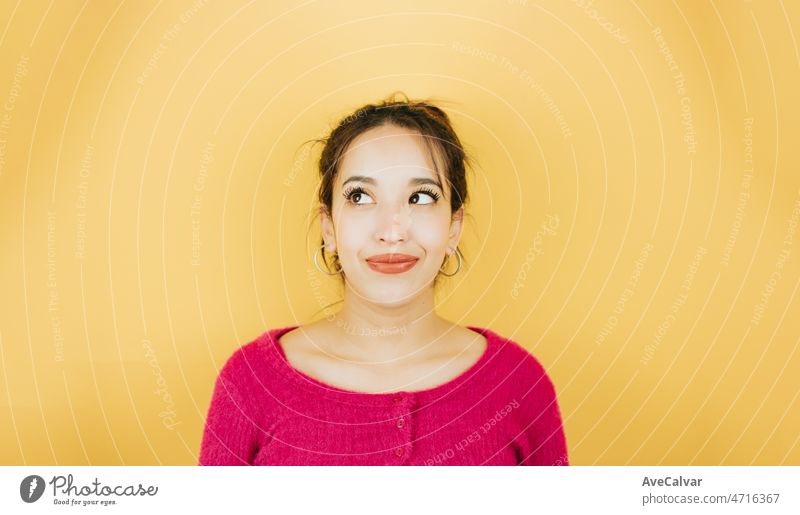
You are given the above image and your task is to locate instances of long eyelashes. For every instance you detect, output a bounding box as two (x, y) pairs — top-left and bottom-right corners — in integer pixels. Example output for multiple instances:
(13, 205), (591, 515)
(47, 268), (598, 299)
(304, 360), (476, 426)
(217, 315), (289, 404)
(341, 185), (441, 206)
(414, 186), (442, 202)
(341, 186), (370, 205)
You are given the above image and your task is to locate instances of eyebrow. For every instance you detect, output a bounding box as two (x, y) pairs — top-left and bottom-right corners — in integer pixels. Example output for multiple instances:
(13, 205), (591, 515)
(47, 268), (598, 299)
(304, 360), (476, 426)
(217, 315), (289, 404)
(342, 175), (443, 190)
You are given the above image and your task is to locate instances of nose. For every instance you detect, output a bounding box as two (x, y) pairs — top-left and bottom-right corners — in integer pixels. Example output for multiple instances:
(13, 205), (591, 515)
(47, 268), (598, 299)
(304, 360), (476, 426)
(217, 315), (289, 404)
(374, 202), (412, 245)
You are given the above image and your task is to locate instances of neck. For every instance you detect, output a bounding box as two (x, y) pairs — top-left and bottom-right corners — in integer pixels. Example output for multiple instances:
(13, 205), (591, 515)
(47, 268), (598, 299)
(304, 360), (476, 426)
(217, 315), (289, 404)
(323, 283), (451, 363)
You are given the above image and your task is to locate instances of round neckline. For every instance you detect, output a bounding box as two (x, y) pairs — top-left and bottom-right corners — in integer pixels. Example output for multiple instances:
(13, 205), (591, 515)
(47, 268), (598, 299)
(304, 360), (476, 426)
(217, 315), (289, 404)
(260, 324), (500, 407)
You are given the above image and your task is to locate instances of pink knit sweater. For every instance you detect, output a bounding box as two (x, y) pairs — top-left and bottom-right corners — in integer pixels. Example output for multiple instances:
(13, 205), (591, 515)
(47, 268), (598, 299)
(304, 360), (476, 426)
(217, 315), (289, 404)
(199, 325), (569, 466)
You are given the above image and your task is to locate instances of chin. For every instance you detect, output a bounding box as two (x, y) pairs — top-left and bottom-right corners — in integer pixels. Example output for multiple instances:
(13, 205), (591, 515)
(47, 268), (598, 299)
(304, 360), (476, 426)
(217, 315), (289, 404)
(358, 283), (425, 306)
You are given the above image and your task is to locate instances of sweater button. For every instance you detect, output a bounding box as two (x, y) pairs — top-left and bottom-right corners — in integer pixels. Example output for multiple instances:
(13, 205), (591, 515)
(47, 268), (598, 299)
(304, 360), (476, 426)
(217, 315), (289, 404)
(396, 417), (405, 428)
(395, 448), (404, 457)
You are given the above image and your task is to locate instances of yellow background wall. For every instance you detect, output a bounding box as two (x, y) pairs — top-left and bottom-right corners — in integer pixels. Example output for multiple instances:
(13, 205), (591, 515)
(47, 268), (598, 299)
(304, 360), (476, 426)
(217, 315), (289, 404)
(0, 0), (798, 465)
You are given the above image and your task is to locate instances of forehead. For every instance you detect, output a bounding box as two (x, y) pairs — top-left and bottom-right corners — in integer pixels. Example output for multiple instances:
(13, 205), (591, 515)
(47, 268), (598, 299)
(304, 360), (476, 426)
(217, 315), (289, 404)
(337, 124), (439, 183)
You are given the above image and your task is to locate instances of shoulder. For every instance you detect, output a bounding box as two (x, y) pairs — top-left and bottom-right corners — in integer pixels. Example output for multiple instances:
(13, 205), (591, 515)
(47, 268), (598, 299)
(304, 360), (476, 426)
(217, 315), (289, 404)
(213, 329), (277, 392)
(478, 326), (559, 395)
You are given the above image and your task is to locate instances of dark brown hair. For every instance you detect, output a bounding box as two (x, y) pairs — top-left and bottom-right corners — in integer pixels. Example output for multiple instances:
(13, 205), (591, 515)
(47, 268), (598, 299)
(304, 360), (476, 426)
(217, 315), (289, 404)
(309, 92), (473, 291)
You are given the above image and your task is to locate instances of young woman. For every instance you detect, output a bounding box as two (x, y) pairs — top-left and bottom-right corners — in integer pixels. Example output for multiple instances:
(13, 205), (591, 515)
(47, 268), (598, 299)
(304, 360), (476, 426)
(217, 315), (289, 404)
(199, 93), (569, 466)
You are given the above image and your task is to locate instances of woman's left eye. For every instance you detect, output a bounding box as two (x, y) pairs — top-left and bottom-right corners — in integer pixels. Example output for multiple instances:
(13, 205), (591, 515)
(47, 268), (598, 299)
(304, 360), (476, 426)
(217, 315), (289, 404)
(410, 189), (440, 205)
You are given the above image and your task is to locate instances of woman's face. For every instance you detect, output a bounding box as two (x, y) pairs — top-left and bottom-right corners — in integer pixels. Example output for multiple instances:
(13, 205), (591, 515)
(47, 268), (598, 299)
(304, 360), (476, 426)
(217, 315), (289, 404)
(321, 123), (464, 306)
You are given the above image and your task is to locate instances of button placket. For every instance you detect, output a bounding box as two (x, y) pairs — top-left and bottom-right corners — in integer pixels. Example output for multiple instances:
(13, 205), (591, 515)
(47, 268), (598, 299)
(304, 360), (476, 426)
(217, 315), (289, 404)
(390, 394), (412, 463)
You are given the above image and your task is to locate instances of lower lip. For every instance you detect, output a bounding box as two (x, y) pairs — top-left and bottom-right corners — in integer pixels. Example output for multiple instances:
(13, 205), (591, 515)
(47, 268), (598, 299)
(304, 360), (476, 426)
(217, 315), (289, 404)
(366, 259), (419, 274)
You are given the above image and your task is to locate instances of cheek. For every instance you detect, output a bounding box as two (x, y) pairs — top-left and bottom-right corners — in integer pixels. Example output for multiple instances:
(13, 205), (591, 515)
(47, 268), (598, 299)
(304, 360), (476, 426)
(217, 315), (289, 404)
(408, 211), (451, 249)
(333, 209), (369, 252)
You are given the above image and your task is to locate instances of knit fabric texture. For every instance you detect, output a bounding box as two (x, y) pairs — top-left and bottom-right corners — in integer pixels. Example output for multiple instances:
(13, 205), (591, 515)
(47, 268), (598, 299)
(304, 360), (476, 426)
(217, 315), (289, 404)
(199, 325), (569, 466)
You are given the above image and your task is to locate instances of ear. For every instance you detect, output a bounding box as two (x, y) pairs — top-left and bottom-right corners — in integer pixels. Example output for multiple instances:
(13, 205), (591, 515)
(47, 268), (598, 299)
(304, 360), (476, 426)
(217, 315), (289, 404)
(319, 205), (336, 252)
(447, 206), (464, 255)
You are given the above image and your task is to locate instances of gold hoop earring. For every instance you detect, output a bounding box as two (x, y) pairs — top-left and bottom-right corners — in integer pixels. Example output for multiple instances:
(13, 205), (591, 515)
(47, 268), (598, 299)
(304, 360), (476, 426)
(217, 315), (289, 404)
(313, 244), (343, 275)
(439, 248), (462, 277)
